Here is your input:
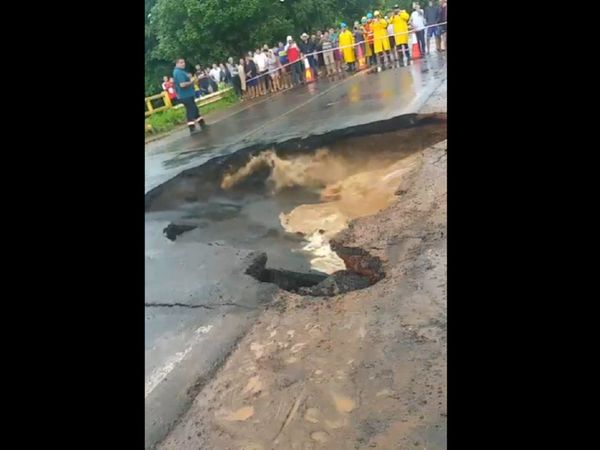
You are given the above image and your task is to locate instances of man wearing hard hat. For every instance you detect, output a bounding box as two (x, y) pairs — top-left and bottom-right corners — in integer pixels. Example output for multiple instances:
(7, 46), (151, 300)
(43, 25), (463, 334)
(338, 23), (356, 71)
(363, 13), (375, 66)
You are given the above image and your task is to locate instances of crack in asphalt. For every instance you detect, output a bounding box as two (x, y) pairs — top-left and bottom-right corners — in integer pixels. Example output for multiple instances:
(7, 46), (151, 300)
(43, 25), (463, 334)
(145, 302), (258, 310)
(432, 152), (447, 166)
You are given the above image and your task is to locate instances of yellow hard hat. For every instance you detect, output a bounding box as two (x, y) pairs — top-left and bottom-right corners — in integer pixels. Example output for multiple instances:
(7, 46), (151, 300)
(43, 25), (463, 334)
(374, 10), (380, 16)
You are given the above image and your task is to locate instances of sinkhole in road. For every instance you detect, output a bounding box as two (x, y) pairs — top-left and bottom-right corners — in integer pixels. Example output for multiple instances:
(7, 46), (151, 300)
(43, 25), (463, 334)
(145, 113), (446, 296)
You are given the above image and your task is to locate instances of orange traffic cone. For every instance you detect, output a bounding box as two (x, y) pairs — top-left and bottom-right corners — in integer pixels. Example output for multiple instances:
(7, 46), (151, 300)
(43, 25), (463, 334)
(411, 33), (422, 59)
(304, 58), (315, 83)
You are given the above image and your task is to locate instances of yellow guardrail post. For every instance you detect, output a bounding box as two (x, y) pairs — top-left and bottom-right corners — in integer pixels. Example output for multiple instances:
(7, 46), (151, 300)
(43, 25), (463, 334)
(163, 91), (172, 108)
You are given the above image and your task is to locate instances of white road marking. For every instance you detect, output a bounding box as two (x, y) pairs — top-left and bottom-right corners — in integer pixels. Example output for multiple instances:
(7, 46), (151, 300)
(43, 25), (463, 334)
(145, 324), (214, 398)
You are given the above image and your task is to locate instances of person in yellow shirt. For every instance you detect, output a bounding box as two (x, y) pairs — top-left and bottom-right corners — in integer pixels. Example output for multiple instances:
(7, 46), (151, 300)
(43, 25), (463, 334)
(338, 23), (356, 72)
(372, 11), (392, 71)
(392, 7), (411, 66)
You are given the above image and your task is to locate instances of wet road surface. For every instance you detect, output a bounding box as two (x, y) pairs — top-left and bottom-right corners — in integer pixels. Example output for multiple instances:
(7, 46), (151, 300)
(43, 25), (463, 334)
(145, 55), (447, 193)
(144, 54), (446, 449)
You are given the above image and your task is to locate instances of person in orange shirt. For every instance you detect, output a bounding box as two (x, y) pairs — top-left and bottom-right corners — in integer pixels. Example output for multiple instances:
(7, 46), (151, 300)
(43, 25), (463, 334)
(363, 13), (375, 66)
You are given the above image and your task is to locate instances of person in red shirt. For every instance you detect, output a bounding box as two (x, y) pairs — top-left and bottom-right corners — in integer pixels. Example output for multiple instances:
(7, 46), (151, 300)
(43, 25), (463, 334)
(161, 76), (178, 106)
(287, 40), (303, 86)
(364, 15), (375, 66)
(167, 77), (177, 104)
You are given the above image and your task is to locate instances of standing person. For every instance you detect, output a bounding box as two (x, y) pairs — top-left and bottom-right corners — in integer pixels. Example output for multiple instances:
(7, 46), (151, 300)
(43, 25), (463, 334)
(220, 63), (231, 85)
(266, 49), (279, 92)
(329, 27), (338, 49)
(244, 54), (258, 99)
(358, 18), (367, 56)
(353, 24), (365, 67)
(298, 33), (310, 59)
(364, 14), (376, 66)
(321, 30), (336, 81)
(339, 23), (356, 72)
(192, 74), (202, 98)
(373, 11), (392, 70)
(277, 41), (291, 89)
(194, 65), (208, 95)
(253, 48), (268, 96)
(207, 68), (218, 93)
(386, 14), (398, 65)
(311, 34), (322, 76)
(262, 45), (275, 92)
(229, 57), (242, 97)
(311, 34), (321, 76)
(257, 48), (267, 92)
(238, 57), (247, 100)
(166, 77), (177, 104)
(360, 17), (372, 67)
(393, 8), (411, 66)
(172, 58), (206, 135)
(425, 0), (441, 53)
(299, 33), (317, 80)
(438, 0), (447, 50)
(329, 27), (344, 77)
(226, 58), (237, 86)
(410, 5), (427, 56)
(226, 58), (236, 78)
(209, 63), (222, 86)
(161, 76), (177, 105)
(275, 48), (286, 90)
(287, 39), (303, 86)
(316, 31), (325, 71)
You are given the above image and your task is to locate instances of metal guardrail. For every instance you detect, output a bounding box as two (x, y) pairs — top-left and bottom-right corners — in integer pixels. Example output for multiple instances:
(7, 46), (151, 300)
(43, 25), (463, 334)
(145, 91), (172, 116)
(145, 88), (232, 117)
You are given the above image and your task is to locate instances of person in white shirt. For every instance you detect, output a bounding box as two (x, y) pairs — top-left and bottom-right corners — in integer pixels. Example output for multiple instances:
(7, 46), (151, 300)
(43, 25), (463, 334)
(253, 49), (269, 95)
(209, 64), (222, 85)
(410, 6), (427, 56)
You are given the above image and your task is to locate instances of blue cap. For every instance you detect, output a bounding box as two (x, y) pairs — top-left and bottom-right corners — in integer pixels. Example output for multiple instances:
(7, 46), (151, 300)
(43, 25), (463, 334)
(367, 12), (373, 19)
(340, 22), (347, 28)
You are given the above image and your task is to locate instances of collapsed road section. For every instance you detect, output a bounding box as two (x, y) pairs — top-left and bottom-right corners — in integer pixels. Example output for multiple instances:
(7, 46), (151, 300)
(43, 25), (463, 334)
(146, 112), (446, 279)
(145, 111), (446, 448)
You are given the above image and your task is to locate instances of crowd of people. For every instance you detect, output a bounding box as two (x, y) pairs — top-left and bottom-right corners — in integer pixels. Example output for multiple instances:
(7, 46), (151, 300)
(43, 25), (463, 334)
(164, 1), (447, 134)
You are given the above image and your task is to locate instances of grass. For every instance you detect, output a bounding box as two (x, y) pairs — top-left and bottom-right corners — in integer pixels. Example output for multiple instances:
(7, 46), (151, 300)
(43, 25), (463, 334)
(145, 89), (238, 135)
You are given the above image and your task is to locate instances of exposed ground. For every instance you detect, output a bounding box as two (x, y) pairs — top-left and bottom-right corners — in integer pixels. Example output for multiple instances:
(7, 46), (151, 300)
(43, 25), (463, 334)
(157, 94), (447, 449)
(148, 72), (448, 449)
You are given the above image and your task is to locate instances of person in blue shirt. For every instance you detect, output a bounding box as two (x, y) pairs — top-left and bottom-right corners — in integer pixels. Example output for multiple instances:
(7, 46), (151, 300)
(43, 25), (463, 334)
(173, 58), (206, 135)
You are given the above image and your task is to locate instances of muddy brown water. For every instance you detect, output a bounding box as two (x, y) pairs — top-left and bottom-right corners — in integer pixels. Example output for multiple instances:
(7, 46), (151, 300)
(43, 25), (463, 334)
(145, 115), (446, 277)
